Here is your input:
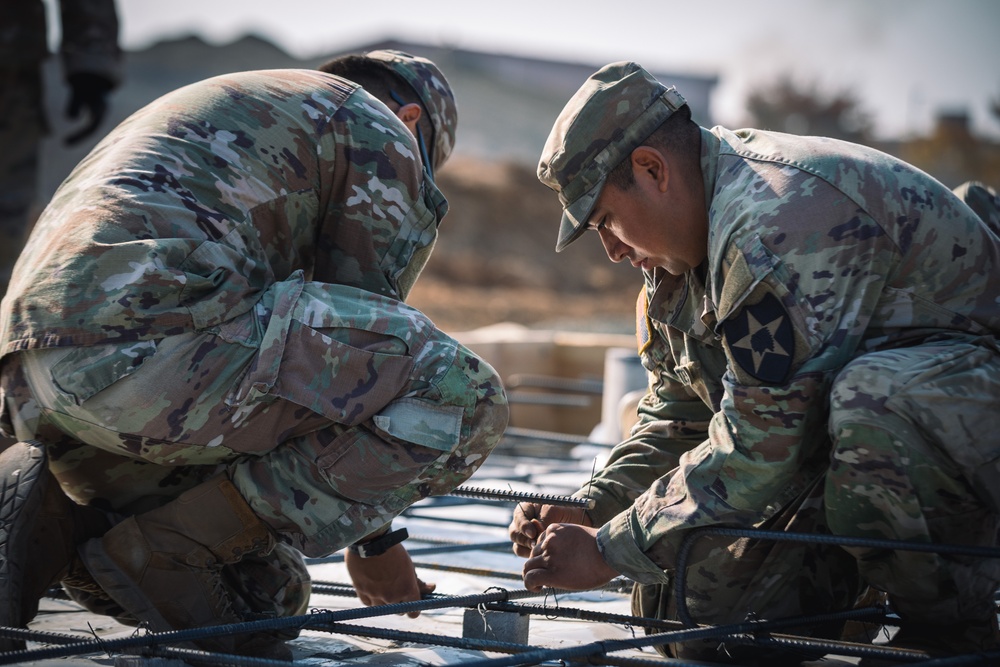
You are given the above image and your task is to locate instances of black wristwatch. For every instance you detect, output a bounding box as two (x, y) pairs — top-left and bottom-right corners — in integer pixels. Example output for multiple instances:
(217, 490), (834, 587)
(349, 527), (408, 558)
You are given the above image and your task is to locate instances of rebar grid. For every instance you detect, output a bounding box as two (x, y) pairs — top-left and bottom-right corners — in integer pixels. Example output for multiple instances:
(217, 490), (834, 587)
(8, 466), (1000, 665)
(422, 604), (939, 667)
(0, 587), (557, 664)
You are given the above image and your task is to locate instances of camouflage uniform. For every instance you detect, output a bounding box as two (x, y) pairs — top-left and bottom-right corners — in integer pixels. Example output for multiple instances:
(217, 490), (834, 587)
(539, 62), (1000, 658)
(0, 68), (508, 615)
(953, 180), (1000, 236)
(0, 0), (121, 298)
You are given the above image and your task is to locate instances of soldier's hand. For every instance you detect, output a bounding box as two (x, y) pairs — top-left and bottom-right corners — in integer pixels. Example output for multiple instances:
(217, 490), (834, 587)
(345, 543), (435, 618)
(509, 502), (591, 558)
(64, 72), (115, 145)
(522, 523), (618, 592)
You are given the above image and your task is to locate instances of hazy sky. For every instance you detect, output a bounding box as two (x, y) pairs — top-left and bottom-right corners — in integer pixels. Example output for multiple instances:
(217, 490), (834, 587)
(108, 0), (1000, 140)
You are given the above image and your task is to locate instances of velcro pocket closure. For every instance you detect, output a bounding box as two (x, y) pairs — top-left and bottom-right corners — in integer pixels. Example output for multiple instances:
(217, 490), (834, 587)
(371, 398), (463, 453)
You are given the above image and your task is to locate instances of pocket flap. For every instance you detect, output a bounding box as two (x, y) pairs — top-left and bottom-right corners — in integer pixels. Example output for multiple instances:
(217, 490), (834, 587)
(372, 398), (462, 452)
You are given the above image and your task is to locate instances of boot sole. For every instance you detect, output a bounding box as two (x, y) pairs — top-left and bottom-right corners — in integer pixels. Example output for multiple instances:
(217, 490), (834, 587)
(0, 441), (47, 651)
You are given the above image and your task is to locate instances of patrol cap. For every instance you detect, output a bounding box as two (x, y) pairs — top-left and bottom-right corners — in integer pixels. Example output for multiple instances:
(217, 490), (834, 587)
(364, 49), (458, 174)
(538, 62), (687, 252)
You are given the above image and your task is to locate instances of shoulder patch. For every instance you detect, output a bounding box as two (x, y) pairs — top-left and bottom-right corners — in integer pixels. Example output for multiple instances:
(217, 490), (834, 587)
(636, 287), (653, 355)
(721, 291), (794, 384)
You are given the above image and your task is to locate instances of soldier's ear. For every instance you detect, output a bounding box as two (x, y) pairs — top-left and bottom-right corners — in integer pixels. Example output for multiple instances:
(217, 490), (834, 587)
(395, 103), (422, 134)
(630, 146), (669, 193)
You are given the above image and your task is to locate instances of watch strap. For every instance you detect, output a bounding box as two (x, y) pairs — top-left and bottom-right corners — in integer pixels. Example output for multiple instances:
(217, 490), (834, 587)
(349, 527), (409, 558)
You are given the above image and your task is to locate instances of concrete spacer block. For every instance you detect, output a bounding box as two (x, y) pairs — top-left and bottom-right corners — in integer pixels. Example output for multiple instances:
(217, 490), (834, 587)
(463, 608), (530, 644)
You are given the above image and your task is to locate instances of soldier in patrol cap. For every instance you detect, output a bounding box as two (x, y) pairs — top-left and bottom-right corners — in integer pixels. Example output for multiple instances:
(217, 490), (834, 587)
(510, 61), (1000, 663)
(0, 50), (509, 657)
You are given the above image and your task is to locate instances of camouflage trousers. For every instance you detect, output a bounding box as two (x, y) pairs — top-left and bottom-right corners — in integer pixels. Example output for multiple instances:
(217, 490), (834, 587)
(1, 276), (509, 563)
(634, 337), (1000, 659)
(632, 474), (861, 661)
(825, 337), (1000, 623)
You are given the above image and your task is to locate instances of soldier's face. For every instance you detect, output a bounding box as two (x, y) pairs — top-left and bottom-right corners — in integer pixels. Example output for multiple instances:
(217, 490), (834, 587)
(587, 148), (707, 276)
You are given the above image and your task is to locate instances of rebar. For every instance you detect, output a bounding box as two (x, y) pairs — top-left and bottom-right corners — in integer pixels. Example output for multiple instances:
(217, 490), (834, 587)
(484, 601), (682, 630)
(306, 539), (512, 565)
(401, 510), (511, 528)
(506, 391), (593, 408)
(0, 626), (300, 667)
(505, 374), (604, 395)
(502, 426), (605, 447)
(442, 605), (928, 667)
(412, 561), (525, 580)
(314, 620), (535, 656)
(450, 485), (596, 509)
(320, 621), (736, 667)
(310, 578), (633, 598)
(743, 632), (930, 664)
(0, 588), (562, 664)
(919, 651), (1000, 666)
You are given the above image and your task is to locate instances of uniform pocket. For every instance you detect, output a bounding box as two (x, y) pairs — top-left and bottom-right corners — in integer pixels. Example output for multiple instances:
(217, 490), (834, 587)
(50, 341), (158, 406)
(316, 424), (448, 509)
(274, 321), (415, 425)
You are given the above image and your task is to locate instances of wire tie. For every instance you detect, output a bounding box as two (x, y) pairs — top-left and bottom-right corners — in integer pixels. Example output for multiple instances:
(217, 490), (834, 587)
(542, 587), (560, 620)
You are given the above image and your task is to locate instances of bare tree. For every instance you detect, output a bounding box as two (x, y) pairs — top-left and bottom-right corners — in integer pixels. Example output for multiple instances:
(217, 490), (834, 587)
(745, 75), (873, 143)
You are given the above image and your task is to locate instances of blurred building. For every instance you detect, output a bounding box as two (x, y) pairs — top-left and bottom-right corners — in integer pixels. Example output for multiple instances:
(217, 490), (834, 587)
(341, 39), (718, 166)
(37, 35), (719, 201)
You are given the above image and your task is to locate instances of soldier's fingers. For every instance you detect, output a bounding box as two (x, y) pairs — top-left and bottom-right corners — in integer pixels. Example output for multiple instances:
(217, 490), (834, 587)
(509, 516), (540, 553)
(512, 541), (533, 558)
(515, 502), (539, 520)
(522, 560), (550, 592)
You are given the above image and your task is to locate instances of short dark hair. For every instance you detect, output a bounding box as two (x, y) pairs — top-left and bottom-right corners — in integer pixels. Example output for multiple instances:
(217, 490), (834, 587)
(318, 54), (434, 144)
(605, 104), (697, 192)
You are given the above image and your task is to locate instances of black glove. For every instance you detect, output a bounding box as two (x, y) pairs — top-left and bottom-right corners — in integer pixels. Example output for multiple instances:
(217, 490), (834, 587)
(64, 72), (115, 146)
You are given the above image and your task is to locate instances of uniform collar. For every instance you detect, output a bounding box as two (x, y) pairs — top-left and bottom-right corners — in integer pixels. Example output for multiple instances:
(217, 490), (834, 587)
(699, 126), (721, 213)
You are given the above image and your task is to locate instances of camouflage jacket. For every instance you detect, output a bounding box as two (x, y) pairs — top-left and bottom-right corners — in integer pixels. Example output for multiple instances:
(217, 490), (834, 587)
(0, 0), (120, 80)
(589, 126), (1000, 584)
(0, 69), (446, 357)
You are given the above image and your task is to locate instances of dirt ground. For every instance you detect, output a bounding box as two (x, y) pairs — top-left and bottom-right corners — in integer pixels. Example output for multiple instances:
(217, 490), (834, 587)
(407, 157), (642, 334)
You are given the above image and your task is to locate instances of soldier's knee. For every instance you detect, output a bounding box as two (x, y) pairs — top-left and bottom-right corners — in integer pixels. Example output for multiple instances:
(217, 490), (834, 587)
(828, 351), (909, 430)
(465, 352), (509, 441)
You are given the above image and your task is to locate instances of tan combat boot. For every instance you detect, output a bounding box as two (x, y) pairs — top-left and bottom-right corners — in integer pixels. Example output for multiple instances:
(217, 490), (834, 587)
(0, 441), (110, 651)
(79, 474), (292, 659)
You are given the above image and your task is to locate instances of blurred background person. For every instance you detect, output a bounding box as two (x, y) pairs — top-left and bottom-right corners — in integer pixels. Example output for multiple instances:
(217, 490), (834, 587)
(0, 0), (122, 300)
